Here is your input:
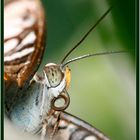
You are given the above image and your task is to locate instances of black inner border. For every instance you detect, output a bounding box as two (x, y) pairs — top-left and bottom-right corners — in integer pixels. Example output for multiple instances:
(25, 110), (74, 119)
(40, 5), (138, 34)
(136, 0), (139, 139)
(1, 0), (4, 140)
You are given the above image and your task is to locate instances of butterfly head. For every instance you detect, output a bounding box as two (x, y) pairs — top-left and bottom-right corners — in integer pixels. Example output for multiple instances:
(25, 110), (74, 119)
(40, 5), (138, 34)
(43, 63), (71, 111)
(43, 63), (71, 90)
(43, 63), (64, 87)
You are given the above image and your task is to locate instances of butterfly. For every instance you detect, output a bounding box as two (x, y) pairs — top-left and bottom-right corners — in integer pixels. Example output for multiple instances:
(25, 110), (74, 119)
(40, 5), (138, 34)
(4, 0), (125, 140)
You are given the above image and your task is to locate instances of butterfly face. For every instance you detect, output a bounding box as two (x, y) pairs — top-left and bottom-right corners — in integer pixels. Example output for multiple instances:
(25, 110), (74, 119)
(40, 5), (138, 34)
(33, 63), (71, 99)
(44, 63), (64, 88)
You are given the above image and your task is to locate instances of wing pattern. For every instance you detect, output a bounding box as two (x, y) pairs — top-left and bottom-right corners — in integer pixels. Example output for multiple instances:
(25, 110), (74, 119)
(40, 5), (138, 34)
(4, 0), (45, 88)
(45, 111), (110, 140)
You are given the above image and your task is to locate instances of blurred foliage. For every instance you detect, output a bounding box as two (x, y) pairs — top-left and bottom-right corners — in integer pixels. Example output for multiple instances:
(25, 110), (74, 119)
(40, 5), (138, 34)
(41, 0), (136, 140)
(108, 0), (135, 56)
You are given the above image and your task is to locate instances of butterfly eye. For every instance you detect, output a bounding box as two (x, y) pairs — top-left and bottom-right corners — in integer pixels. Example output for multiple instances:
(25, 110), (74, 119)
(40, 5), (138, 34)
(51, 91), (70, 111)
(44, 64), (64, 87)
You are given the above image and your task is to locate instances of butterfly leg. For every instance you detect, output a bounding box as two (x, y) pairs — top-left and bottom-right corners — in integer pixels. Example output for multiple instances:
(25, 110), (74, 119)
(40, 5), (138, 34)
(41, 110), (55, 140)
(49, 112), (61, 140)
(41, 120), (48, 140)
(31, 73), (45, 84)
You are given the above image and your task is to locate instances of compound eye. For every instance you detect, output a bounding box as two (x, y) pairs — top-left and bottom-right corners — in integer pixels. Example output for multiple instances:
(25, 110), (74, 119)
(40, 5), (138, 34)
(44, 65), (64, 87)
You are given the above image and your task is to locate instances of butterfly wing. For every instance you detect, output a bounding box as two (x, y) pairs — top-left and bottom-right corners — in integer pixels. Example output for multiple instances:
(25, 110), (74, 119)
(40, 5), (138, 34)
(4, 0), (45, 90)
(47, 111), (110, 140)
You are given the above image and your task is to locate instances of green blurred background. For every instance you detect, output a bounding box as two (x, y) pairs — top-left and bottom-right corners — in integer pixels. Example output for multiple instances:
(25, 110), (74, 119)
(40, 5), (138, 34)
(41, 0), (136, 140)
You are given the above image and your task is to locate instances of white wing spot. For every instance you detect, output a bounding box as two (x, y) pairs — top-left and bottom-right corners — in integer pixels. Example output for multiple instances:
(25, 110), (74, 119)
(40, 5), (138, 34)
(4, 39), (19, 54)
(4, 47), (35, 62)
(21, 32), (36, 46)
(84, 136), (97, 140)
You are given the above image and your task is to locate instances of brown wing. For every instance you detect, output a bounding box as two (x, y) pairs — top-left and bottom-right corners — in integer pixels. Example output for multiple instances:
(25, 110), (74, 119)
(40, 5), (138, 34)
(47, 111), (110, 140)
(4, 0), (45, 91)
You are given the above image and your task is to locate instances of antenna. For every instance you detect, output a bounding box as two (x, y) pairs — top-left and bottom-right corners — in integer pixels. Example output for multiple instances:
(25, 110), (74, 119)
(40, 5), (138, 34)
(61, 7), (112, 64)
(62, 50), (127, 68)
